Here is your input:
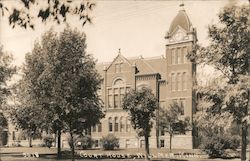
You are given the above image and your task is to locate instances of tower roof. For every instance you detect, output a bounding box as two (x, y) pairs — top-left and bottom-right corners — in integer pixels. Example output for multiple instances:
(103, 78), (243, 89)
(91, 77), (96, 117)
(168, 9), (191, 34)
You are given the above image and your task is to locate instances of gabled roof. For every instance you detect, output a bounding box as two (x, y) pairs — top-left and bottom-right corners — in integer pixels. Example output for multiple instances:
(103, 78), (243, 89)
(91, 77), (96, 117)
(105, 53), (132, 71)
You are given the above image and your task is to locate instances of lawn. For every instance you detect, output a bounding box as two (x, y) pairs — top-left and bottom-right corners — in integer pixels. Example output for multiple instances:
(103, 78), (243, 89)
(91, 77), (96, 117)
(0, 147), (244, 161)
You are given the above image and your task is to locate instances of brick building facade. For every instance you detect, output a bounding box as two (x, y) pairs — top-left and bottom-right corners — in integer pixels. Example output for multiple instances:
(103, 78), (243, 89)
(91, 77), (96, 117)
(91, 8), (197, 149)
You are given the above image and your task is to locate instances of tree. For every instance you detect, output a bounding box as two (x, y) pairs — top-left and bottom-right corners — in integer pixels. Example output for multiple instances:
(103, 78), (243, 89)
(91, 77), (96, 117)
(0, 0), (95, 29)
(159, 102), (190, 153)
(122, 87), (158, 160)
(0, 112), (8, 146)
(0, 45), (15, 146)
(14, 27), (104, 160)
(0, 45), (16, 108)
(188, 3), (250, 160)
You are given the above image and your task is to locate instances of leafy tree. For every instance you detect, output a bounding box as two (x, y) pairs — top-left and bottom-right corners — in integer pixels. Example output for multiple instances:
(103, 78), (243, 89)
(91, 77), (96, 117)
(188, 3), (250, 160)
(159, 102), (190, 152)
(0, 0), (95, 29)
(0, 45), (16, 108)
(0, 45), (15, 146)
(122, 87), (158, 160)
(14, 27), (104, 160)
(0, 112), (8, 146)
(100, 134), (119, 150)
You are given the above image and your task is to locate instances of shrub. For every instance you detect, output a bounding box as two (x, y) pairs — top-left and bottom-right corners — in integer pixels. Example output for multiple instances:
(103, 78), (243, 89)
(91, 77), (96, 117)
(75, 135), (93, 150)
(100, 134), (119, 150)
(199, 133), (240, 158)
(43, 135), (54, 148)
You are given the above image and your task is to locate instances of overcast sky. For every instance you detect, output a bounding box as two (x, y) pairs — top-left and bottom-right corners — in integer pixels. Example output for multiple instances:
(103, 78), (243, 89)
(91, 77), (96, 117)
(0, 0), (248, 67)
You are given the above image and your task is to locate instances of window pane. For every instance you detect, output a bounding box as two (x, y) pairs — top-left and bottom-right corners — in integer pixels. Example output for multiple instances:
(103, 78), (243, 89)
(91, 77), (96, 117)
(171, 49), (175, 64)
(180, 99), (185, 115)
(120, 117), (125, 132)
(177, 48), (182, 64)
(114, 95), (119, 108)
(126, 117), (131, 132)
(108, 95), (112, 108)
(114, 88), (119, 94)
(120, 94), (124, 108)
(183, 47), (188, 63)
(171, 73), (175, 91)
(115, 117), (119, 132)
(98, 123), (102, 132)
(183, 72), (187, 90)
(108, 118), (112, 132)
(160, 140), (165, 148)
(177, 73), (181, 91)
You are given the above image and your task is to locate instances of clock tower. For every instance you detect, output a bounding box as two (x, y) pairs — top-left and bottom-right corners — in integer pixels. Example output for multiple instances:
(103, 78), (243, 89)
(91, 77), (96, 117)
(164, 7), (197, 149)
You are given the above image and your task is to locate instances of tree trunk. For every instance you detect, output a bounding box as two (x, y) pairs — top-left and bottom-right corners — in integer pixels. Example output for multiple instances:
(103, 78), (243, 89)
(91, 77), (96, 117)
(70, 132), (75, 161)
(57, 129), (62, 159)
(28, 136), (32, 147)
(169, 133), (172, 153)
(241, 121), (247, 161)
(144, 135), (150, 161)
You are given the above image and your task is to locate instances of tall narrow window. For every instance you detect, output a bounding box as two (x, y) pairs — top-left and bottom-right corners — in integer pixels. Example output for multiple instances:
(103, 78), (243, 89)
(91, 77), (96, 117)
(120, 117), (125, 132)
(114, 88), (119, 109)
(120, 88), (125, 108)
(114, 117), (119, 132)
(126, 117), (131, 132)
(98, 123), (102, 132)
(108, 89), (112, 108)
(179, 99), (185, 115)
(115, 64), (119, 73)
(93, 125), (96, 132)
(183, 47), (188, 63)
(177, 48), (182, 64)
(183, 72), (187, 90)
(108, 117), (113, 132)
(171, 48), (175, 64)
(171, 73), (175, 91)
(177, 73), (182, 91)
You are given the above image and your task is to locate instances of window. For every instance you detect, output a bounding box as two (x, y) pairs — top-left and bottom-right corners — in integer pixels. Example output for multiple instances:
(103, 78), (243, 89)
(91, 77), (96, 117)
(108, 117), (113, 132)
(114, 117), (119, 132)
(177, 73), (182, 91)
(94, 140), (99, 147)
(183, 47), (188, 63)
(160, 140), (165, 148)
(171, 48), (175, 64)
(177, 48), (182, 64)
(108, 89), (112, 108)
(125, 139), (130, 148)
(120, 117), (125, 132)
(126, 117), (131, 132)
(171, 73), (175, 91)
(160, 129), (165, 136)
(115, 64), (119, 73)
(182, 72), (187, 90)
(114, 95), (119, 108)
(179, 99), (185, 115)
(120, 88), (125, 107)
(12, 131), (16, 140)
(98, 123), (102, 132)
(115, 63), (123, 73)
(93, 125), (96, 132)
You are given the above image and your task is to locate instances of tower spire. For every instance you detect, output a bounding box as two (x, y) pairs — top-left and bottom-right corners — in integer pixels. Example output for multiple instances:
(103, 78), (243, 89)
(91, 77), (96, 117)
(179, 1), (185, 10)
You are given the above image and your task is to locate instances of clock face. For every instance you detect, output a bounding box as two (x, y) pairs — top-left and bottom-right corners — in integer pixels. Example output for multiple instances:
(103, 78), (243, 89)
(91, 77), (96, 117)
(174, 31), (184, 41)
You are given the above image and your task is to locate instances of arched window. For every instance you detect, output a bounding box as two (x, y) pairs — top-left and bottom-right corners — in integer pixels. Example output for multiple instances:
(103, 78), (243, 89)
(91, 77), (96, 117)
(114, 117), (119, 132)
(171, 73), (175, 91)
(108, 78), (130, 109)
(108, 117), (113, 132)
(120, 117), (125, 132)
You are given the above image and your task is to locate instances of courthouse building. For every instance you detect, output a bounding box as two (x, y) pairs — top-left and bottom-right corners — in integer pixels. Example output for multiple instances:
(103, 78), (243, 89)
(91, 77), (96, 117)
(91, 7), (197, 149)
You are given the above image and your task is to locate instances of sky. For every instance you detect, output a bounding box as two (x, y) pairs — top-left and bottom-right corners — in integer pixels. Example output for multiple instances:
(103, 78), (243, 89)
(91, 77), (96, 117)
(0, 0), (248, 68)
